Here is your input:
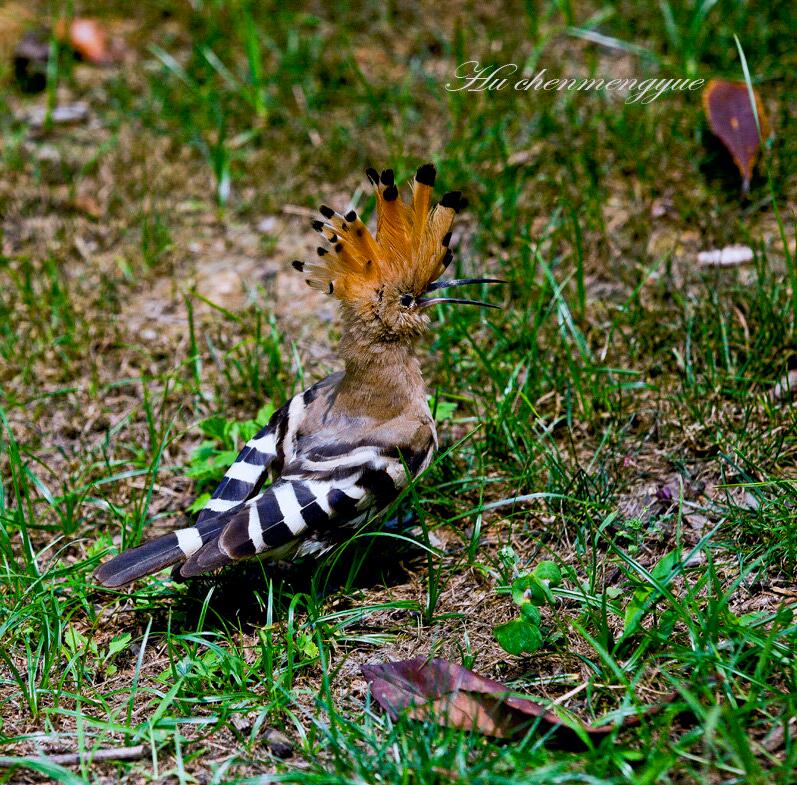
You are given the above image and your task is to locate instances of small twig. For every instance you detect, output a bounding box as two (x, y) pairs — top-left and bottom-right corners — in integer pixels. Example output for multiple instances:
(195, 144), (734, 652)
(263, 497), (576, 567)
(0, 744), (148, 768)
(551, 680), (588, 705)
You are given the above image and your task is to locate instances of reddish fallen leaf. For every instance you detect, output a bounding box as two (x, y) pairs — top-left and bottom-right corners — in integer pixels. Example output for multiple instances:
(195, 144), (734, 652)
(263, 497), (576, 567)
(361, 657), (679, 746)
(54, 18), (117, 65)
(703, 79), (770, 194)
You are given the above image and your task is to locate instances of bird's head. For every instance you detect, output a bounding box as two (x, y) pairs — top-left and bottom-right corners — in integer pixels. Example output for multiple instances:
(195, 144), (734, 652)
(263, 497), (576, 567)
(291, 164), (503, 346)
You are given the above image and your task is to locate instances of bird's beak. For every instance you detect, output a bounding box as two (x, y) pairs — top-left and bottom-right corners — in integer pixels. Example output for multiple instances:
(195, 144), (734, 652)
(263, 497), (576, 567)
(417, 297), (502, 310)
(418, 277), (505, 310)
(424, 277), (506, 292)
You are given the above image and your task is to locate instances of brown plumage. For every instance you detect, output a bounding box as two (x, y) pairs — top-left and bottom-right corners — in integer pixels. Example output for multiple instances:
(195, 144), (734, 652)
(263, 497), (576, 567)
(94, 163), (503, 588)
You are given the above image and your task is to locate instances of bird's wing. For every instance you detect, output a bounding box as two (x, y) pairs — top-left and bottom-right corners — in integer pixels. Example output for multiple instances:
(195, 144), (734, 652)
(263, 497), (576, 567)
(178, 425), (435, 577)
(195, 411), (286, 525)
(195, 374), (342, 525)
(197, 420), (285, 523)
(93, 374), (434, 586)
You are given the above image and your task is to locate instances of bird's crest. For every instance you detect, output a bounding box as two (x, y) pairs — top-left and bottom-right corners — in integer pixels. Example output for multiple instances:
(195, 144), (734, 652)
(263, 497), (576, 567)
(293, 164), (469, 302)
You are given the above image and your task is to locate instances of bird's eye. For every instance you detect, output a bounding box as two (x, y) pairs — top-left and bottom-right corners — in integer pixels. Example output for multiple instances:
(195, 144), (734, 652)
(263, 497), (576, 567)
(399, 293), (414, 307)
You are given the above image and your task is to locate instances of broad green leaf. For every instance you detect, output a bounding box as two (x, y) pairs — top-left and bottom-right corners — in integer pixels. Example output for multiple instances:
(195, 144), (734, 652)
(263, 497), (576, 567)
(64, 626), (95, 656)
(187, 493), (211, 514)
(107, 633), (131, 658)
(511, 580), (543, 623)
(512, 574), (553, 606)
(433, 399), (458, 422)
(533, 560), (562, 586)
(518, 603), (542, 625)
(238, 419), (262, 442)
(256, 402), (275, 425)
(493, 619), (543, 656)
(296, 632), (319, 659)
(199, 415), (228, 441)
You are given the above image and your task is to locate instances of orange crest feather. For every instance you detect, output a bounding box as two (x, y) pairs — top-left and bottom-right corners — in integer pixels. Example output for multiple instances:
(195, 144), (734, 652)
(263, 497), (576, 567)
(292, 164), (466, 301)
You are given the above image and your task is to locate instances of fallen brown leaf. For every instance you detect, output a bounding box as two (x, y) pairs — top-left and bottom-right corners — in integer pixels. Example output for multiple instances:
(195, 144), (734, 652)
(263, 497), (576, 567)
(703, 79), (770, 194)
(361, 657), (680, 746)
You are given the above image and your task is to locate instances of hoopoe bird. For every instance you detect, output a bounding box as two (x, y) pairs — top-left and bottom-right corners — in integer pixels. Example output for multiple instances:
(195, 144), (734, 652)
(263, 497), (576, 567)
(95, 164), (502, 587)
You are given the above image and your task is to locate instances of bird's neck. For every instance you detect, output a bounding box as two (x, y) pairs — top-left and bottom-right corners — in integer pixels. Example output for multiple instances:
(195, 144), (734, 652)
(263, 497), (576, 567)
(335, 322), (426, 418)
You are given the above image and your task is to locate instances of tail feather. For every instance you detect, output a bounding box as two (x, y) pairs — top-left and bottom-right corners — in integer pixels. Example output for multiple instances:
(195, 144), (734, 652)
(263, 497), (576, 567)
(179, 538), (234, 578)
(93, 518), (227, 588)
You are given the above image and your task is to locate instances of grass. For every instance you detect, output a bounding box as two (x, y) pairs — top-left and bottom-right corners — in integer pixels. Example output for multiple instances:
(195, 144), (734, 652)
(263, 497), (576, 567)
(1, 0), (796, 782)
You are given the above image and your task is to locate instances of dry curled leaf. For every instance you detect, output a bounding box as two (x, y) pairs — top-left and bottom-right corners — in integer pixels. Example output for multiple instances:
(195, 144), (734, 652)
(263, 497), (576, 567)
(361, 657), (680, 746)
(703, 79), (770, 194)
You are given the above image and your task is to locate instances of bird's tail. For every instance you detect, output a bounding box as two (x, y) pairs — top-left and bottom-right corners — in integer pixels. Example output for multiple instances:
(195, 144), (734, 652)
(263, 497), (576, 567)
(93, 516), (228, 588)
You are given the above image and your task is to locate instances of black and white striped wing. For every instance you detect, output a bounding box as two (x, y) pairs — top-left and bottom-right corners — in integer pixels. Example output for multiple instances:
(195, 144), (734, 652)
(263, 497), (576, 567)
(196, 376), (337, 525)
(179, 438), (435, 576)
(196, 407), (287, 525)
